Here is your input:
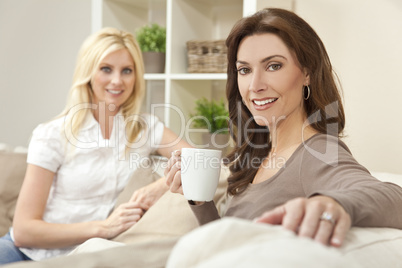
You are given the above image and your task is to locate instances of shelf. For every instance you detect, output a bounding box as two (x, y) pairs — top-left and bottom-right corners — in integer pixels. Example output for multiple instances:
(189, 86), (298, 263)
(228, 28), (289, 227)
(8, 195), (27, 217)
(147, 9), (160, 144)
(184, 0), (241, 5)
(144, 73), (167, 80)
(170, 73), (227, 80)
(144, 73), (227, 80)
(107, 0), (165, 9)
(170, 0), (242, 73)
(102, 0), (166, 35)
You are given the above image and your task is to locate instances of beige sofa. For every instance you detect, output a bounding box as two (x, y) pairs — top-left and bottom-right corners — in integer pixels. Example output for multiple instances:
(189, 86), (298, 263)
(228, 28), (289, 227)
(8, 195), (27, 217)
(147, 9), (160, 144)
(1, 147), (402, 268)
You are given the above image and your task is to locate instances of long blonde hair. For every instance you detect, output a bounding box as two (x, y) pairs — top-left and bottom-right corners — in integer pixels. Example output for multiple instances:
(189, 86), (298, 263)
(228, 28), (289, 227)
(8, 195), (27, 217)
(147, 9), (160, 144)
(60, 27), (145, 151)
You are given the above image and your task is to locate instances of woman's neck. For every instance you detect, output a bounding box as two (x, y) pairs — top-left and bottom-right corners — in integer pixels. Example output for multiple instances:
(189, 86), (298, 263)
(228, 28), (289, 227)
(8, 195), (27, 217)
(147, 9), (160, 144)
(269, 112), (317, 155)
(92, 102), (119, 140)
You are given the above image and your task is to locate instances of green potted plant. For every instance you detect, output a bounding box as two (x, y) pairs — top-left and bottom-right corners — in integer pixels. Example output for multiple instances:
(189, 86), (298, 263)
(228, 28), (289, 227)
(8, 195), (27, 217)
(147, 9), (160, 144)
(136, 23), (166, 73)
(190, 98), (231, 153)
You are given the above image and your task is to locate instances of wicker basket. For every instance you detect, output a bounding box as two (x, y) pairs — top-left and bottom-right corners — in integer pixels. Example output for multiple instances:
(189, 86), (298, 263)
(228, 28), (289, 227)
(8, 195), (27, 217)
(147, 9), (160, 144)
(186, 40), (227, 73)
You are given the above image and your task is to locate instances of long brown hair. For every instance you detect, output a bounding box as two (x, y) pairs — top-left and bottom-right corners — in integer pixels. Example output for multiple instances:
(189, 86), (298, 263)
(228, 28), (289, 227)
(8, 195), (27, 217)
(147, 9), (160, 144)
(225, 8), (345, 195)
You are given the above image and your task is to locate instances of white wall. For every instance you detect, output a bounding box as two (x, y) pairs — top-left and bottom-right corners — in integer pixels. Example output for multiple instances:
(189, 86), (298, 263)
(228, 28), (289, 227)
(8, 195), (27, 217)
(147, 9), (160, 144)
(0, 0), (91, 147)
(0, 0), (401, 174)
(294, 0), (402, 174)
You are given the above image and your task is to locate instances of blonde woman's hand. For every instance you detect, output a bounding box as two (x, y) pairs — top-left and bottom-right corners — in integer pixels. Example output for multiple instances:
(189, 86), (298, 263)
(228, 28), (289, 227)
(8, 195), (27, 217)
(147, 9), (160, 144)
(164, 149), (183, 195)
(100, 202), (149, 239)
(130, 178), (169, 208)
(255, 195), (351, 247)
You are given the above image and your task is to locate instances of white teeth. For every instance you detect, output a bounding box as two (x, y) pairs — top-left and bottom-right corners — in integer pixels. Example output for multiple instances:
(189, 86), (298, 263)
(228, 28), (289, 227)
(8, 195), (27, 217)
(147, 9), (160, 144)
(253, 98), (277, 106)
(107, 89), (122, 95)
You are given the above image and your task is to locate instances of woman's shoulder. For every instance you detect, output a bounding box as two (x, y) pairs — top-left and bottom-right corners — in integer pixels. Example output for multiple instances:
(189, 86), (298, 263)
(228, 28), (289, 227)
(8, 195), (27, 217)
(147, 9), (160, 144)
(303, 133), (351, 153)
(32, 116), (66, 139)
(298, 133), (353, 167)
(28, 116), (67, 172)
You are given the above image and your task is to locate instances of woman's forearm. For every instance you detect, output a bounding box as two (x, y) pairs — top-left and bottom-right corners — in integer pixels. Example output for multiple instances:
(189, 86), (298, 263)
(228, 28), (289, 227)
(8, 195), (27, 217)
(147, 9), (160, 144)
(189, 201), (221, 226)
(13, 220), (104, 249)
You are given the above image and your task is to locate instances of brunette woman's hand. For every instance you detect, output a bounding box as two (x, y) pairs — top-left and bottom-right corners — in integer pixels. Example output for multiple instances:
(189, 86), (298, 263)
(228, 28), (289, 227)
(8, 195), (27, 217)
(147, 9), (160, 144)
(164, 150), (183, 195)
(100, 201), (149, 239)
(254, 195), (351, 247)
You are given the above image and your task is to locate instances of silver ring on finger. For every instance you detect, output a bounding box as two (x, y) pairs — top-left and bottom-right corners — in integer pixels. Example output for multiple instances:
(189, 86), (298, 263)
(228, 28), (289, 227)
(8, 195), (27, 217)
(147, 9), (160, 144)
(320, 212), (336, 225)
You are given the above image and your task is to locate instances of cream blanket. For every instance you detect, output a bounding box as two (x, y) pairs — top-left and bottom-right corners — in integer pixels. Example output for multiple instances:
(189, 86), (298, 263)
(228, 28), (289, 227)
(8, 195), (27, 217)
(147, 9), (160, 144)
(167, 218), (402, 268)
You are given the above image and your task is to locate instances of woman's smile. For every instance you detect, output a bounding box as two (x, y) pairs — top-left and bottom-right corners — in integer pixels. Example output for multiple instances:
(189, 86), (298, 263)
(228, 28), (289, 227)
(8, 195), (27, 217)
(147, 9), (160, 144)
(106, 89), (124, 95)
(252, 97), (278, 110)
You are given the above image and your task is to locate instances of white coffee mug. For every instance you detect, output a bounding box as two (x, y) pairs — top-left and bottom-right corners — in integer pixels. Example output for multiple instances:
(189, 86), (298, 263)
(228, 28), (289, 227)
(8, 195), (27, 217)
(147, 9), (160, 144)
(181, 148), (222, 201)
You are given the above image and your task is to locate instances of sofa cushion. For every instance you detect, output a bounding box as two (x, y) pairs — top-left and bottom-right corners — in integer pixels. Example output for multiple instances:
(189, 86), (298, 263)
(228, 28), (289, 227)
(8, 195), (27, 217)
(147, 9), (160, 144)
(372, 171), (402, 187)
(5, 237), (180, 268)
(0, 152), (27, 236)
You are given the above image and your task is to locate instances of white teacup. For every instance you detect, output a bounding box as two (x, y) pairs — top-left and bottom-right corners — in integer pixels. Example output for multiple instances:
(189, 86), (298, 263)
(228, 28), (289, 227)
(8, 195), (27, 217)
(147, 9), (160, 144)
(180, 148), (222, 202)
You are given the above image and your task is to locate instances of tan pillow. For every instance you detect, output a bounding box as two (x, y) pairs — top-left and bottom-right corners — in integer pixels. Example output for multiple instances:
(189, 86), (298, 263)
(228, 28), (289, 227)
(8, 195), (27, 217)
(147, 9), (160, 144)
(112, 163), (229, 244)
(0, 152), (27, 236)
(113, 191), (199, 244)
(114, 156), (161, 208)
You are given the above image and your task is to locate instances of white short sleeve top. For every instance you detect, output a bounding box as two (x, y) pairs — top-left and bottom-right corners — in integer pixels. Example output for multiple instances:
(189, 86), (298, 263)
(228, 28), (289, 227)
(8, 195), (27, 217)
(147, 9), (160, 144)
(13, 112), (164, 260)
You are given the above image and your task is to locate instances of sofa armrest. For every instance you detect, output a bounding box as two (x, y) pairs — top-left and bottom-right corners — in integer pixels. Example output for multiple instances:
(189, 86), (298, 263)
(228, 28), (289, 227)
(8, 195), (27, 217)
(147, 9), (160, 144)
(0, 151), (27, 236)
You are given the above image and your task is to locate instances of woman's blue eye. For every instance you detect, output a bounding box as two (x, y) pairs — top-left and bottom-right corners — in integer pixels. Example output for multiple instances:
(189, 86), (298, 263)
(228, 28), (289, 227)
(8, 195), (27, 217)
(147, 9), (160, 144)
(101, 66), (111, 73)
(122, 68), (132, 74)
(268, 64), (281, 71)
(237, 67), (251, 75)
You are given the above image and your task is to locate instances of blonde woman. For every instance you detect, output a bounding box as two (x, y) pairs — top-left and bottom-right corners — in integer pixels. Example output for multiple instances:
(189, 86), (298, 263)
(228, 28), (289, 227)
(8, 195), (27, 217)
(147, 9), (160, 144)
(0, 27), (189, 264)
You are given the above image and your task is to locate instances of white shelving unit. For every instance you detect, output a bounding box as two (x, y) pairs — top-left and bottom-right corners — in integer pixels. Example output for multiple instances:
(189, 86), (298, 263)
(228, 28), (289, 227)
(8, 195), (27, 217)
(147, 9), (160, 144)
(91, 0), (293, 138)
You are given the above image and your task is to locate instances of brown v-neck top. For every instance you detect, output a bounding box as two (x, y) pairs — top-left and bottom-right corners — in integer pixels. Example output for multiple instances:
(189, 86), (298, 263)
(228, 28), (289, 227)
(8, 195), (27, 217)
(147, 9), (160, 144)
(191, 134), (402, 228)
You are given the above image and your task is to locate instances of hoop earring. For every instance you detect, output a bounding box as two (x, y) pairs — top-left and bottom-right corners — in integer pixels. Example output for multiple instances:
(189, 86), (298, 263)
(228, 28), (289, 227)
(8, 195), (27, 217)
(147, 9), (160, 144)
(304, 85), (311, 100)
